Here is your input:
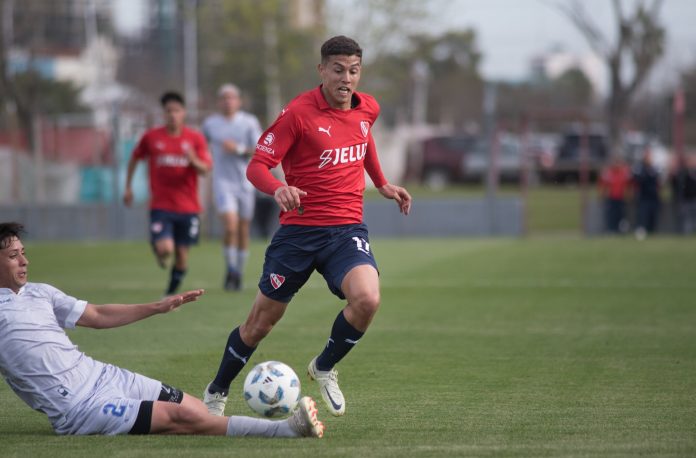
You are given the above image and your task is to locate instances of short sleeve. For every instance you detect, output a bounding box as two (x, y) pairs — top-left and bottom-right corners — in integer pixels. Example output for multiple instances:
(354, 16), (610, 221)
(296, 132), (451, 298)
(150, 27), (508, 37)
(132, 132), (150, 160)
(40, 284), (87, 329)
(195, 131), (213, 165)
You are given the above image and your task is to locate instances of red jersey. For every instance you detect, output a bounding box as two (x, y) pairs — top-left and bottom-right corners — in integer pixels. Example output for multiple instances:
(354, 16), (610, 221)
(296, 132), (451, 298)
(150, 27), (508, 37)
(132, 126), (212, 213)
(599, 164), (632, 200)
(248, 86), (387, 226)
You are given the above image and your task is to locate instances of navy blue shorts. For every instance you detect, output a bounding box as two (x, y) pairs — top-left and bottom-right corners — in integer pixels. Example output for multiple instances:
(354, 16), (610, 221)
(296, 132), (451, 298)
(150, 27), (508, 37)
(149, 210), (200, 246)
(258, 223), (378, 303)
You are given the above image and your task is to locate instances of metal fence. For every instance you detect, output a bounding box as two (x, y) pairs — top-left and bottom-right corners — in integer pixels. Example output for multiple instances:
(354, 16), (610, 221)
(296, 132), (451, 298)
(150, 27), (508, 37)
(0, 109), (528, 240)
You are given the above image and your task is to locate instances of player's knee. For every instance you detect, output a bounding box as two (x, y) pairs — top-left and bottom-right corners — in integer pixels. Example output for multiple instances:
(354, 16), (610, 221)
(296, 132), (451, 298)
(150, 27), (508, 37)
(157, 246), (173, 258)
(352, 290), (380, 318)
(223, 226), (236, 238)
(171, 402), (208, 432)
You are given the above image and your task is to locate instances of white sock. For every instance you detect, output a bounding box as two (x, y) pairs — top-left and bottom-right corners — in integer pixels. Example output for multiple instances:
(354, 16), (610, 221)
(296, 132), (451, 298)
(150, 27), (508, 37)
(224, 247), (239, 271)
(225, 416), (297, 438)
(237, 249), (249, 274)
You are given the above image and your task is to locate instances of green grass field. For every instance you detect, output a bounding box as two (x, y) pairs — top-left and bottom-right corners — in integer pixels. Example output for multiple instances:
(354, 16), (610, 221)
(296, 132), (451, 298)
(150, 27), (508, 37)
(1, 237), (695, 457)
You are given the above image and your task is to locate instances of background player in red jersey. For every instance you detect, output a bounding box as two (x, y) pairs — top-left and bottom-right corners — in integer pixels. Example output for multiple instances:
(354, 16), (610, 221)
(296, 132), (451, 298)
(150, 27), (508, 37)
(203, 36), (411, 417)
(123, 92), (212, 296)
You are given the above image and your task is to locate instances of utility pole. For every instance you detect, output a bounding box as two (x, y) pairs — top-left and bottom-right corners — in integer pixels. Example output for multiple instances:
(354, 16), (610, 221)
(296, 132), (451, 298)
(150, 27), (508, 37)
(411, 59), (429, 126)
(263, 15), (281, 120)
(183, 0), (199, 121)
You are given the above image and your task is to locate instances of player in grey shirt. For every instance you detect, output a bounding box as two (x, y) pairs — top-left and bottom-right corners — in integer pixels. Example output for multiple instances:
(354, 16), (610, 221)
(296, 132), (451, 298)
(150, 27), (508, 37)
(0, 222), (324, 438)
(202, 84), (263, 291)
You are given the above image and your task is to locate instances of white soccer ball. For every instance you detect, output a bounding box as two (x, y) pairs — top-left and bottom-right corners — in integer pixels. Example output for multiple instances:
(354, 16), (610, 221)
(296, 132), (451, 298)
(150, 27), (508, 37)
(243, 361), (301, 418)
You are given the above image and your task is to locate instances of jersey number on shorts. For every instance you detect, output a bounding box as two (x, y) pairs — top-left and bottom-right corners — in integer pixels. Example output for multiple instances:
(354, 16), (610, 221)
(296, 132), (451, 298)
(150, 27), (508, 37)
(103, 403), (127, 417)
(352, 237), (371, 255)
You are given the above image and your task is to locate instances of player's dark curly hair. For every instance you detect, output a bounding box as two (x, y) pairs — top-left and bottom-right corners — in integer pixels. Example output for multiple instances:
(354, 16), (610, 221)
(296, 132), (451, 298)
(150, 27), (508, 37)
(0, 222), (25, 249)
(321, 36), (362, 63)
(160, 91), (185, 107)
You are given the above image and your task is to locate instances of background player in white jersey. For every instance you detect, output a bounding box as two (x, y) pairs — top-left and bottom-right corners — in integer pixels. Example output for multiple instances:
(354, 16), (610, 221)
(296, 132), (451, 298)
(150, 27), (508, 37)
(0, 222), (323, 438)
(202, 84), (263, 291)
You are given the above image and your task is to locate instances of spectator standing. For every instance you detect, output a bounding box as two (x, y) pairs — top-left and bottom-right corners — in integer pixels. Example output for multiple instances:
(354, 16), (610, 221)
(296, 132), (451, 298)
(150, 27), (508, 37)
(670, 154), (696, 234)
(598, 155), (632, 233)
(632, 149), (661, 239)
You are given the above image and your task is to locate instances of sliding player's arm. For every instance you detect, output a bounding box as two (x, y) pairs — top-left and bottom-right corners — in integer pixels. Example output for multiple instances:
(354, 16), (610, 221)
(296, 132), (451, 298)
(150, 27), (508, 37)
(76, 289), (204, 329)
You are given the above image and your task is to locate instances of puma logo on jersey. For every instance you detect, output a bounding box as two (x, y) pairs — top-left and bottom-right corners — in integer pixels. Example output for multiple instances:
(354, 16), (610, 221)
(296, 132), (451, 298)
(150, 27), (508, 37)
(318, 142), (368, 168)
(318, 125), (332, 137)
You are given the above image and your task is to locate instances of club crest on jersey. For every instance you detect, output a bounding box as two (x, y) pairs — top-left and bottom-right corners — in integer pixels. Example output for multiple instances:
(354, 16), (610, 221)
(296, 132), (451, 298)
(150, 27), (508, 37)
(270, 273), (286, 290)
(360, 121), (370, 138)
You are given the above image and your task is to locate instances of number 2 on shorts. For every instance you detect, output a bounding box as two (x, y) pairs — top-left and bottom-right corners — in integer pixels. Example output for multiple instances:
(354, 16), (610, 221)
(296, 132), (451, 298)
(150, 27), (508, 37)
(102, 403), (127, 417)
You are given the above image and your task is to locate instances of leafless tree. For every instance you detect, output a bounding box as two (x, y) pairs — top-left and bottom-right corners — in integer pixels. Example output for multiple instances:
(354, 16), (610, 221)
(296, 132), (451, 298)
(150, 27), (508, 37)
(557, 0), (665, 150)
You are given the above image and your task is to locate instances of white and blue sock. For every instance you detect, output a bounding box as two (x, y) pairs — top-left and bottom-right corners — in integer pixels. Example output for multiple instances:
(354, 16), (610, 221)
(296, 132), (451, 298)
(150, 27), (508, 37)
(226, 416), (296, 437)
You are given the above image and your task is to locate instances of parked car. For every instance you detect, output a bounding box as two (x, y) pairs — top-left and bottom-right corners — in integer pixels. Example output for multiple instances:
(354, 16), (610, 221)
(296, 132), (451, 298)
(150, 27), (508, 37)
(404, 133), (543, 188)
(462, 135), (525, 183)
(541, 126), (609, 183)
(404, 134), (477, 189)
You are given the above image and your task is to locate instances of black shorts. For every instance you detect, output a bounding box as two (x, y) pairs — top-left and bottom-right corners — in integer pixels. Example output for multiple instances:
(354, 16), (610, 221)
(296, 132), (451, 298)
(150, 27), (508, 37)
(149, 210), (200, 246)
(258, 223), (378, 303)
(128, 383), (183, 435)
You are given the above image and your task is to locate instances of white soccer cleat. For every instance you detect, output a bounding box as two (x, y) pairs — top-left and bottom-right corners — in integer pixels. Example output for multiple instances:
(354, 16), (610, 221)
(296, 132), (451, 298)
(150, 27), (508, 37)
(288, 396), (325, 438)
(203, 382), (228, 416)
(307, 357), (345, 416)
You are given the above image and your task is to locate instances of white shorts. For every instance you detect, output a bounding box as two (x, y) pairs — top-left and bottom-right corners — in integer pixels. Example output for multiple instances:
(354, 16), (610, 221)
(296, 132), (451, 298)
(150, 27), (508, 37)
(53, 364), (161, 436)
(214, 182), (255, 220)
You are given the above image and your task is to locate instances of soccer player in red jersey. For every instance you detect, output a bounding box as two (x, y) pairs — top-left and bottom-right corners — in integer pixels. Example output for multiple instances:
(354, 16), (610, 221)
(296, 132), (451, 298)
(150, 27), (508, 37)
(123, 92), (213, 296)
(203, 36), (411, 417)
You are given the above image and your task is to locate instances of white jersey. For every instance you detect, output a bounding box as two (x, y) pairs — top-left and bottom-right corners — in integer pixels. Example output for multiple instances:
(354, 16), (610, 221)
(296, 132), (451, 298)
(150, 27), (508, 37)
(0, 283), (105, 428)
(202, 111), (263, 193)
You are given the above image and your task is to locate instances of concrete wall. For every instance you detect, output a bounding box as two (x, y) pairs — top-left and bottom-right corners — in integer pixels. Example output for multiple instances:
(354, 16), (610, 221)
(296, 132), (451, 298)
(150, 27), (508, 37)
(0, 196), (524, 241)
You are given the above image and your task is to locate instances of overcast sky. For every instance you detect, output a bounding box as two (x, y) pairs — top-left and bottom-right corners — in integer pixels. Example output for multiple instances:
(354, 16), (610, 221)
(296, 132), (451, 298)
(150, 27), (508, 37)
(435, 0), (696, 85)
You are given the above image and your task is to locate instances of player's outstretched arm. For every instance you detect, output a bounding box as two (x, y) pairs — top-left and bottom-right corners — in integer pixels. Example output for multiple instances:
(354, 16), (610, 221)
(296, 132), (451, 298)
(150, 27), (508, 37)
(77, 289), (205, 329)
(377, 183), (412, 215)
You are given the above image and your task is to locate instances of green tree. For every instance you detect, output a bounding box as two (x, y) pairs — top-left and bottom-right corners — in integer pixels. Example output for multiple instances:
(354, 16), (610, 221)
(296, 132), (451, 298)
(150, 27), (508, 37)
(196, 0), (324, 124)
(552, 68), (594, 107)
(0, 0), (92, 148)
(363, 30), (483, 128)
(495, 67), (595, 133)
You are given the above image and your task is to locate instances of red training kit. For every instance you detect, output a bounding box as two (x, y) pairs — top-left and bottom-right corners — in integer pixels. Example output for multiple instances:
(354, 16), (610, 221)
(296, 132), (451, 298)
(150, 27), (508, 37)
(247, 86), (387, 226)
(132, 126), (212, 213)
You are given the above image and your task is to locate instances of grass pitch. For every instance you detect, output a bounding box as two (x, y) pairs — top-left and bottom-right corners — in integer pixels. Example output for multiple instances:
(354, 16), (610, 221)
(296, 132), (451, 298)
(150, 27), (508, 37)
(1, 237), (695, 457)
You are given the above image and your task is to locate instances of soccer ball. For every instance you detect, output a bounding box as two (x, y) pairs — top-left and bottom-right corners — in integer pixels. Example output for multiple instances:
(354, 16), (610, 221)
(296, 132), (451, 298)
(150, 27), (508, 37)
(243, 361), (301, 418)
